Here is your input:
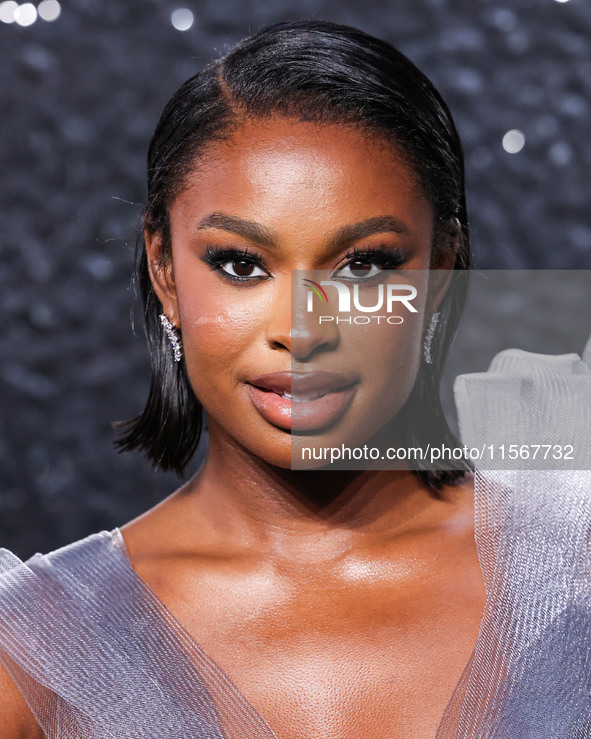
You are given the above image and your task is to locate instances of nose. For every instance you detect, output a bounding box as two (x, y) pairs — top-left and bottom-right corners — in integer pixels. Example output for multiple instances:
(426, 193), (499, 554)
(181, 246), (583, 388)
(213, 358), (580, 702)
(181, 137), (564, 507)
(265, 274), (339, 361)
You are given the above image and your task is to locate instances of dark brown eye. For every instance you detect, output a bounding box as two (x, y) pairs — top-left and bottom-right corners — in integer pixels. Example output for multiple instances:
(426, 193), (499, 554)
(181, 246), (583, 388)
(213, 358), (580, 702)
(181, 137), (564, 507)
(334, 247), (407, 281)
(204, 246), (268, 281)
(349, 259), (373, 276)
(232, 260), (255, 277)
(219, 259), (267, 279)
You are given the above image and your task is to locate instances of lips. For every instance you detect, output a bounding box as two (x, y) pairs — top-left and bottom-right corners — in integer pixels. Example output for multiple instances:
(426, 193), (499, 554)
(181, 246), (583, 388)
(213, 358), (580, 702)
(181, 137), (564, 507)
(246, 371), (358, 431)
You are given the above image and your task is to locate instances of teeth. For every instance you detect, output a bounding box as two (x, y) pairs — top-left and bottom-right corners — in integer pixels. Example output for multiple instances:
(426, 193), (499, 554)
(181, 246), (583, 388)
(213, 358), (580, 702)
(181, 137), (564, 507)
(281, 391), (325, 401)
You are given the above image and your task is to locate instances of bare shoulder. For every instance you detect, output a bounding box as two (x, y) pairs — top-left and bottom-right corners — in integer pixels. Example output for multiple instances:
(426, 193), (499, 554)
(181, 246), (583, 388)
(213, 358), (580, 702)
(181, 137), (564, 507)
(0, 660), (44, 739)
(119, 483), (214, 564)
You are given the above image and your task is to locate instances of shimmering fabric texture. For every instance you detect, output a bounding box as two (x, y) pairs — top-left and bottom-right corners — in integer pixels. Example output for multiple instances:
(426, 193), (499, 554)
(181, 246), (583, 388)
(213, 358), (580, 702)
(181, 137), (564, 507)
(440, 347), (591, 738)
(0, 531), (276, 738)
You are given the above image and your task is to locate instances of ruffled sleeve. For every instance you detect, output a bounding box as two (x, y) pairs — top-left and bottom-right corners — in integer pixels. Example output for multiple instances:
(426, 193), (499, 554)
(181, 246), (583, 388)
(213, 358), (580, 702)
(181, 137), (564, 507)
(0, 531), (234, 738)
(438, 345), (591, 738)
(0, 527), (279, 738)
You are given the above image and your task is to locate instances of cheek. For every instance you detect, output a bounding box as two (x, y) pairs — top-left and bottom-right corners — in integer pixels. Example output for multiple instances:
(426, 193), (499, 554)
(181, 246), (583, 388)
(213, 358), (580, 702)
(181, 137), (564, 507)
(365, 322), (421, 373)
(177, 291), (260, 399)
(344, 315), (424, 420)
(333, 275), (429, 419)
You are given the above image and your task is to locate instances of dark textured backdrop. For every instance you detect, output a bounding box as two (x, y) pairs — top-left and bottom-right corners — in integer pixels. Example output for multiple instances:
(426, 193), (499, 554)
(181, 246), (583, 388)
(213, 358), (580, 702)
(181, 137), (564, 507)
(1, 0), (590, 558)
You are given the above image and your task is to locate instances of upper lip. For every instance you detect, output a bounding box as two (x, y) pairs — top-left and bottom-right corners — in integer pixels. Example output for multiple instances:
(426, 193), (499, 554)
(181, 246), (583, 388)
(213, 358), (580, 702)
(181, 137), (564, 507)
(247, 371), (358, 396)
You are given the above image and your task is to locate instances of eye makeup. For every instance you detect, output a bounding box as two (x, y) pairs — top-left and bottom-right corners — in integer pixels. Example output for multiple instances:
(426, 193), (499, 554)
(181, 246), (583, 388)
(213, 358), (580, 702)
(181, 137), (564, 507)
(201, 244), (408, 284)
(202, 245), (270, 282)
(332, 246), (408, 282)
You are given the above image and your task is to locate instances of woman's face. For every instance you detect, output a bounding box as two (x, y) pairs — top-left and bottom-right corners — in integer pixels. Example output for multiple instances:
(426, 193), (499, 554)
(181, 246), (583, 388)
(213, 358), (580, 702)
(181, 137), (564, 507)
(148, 117), (445, 468)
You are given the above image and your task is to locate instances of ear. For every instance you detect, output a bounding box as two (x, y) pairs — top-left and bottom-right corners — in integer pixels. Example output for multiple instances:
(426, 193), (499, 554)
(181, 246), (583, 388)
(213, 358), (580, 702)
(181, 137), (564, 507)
(427, 218), (461, 314)
(145, 229), (180, 325)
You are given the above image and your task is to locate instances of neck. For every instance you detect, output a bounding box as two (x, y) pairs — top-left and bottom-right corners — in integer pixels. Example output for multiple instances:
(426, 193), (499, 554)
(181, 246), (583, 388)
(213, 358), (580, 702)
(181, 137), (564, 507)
(172, 421), (452, 562)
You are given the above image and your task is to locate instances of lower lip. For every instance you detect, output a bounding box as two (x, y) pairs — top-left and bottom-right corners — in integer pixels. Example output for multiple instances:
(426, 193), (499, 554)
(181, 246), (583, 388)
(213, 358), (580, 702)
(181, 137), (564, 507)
(246, 384), (357, 432)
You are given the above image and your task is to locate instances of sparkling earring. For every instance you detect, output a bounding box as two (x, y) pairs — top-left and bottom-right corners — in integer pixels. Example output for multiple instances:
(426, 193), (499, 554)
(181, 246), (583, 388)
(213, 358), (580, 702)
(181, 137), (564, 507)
(423, 311), (440, 364)
(160, 313), (183, 362)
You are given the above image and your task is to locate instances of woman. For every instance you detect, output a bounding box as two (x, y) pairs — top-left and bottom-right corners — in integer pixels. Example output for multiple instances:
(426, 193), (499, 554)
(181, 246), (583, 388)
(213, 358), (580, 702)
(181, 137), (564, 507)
(1, 20), (589, 739)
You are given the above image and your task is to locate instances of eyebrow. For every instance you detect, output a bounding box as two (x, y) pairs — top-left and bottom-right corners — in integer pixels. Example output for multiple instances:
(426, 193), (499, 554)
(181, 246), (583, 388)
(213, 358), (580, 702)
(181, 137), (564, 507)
(196, 212), (409, 250)
(326, 215), (409, 250)
(197, 213), (276, 248)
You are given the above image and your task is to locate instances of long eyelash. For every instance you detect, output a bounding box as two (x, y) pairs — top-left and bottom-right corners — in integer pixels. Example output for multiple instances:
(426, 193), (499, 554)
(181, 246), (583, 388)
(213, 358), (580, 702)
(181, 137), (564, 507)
(202, 245), (268, 281)
(201, 244), (406, 281)
(340, 246), (408, 270)
(203, 245), (264, 267)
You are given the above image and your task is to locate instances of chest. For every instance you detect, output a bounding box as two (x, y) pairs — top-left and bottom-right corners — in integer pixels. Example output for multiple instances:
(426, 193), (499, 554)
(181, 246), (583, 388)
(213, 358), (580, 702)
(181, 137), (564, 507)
(212, 612), (479, 738)
(148, 560), (486, 738)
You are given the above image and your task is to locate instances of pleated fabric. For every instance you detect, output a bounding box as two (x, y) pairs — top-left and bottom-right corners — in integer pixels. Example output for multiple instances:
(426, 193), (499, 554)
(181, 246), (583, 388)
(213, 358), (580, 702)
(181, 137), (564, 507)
(0, 530), (277, 738)
(438, 348), (591, 738)
(1, 344), (590, 737)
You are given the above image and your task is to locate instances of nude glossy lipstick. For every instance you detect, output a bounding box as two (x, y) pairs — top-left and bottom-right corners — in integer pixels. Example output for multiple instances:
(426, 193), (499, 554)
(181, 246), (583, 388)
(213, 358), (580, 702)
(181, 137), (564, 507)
(246, 371), (358, 431)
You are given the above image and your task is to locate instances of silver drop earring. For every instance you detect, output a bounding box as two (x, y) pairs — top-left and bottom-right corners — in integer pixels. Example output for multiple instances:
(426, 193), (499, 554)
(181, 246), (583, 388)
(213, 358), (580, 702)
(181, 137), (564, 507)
(160, 313), (183, 362)
(423, 311), (440, 364)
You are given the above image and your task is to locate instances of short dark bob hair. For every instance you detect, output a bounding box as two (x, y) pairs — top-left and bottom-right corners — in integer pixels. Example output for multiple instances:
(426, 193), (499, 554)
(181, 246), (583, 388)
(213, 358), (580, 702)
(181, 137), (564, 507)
(116, 19), (472, 491)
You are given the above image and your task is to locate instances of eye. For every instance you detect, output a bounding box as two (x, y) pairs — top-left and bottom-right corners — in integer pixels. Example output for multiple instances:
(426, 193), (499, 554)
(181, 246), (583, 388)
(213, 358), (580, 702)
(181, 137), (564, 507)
(335, 259), (383, 280)
(333, 247), (407, 281)
(202, 246), (270, 282)
(219, 259), (267, 279)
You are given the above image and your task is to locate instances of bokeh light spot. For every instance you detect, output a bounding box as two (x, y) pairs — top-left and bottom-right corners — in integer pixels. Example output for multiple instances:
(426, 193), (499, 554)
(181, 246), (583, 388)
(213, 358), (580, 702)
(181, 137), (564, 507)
(502, 129), (526, 154)
(171, 8), (194, 31)
(548, 141), (573, 166)
(38, 0), (61, 21)
(0, 0), (18, 23)
(14, 2), (37, 25)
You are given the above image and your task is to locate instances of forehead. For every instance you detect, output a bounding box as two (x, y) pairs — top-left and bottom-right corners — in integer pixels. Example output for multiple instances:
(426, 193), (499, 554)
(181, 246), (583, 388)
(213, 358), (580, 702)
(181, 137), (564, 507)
(171, 117), (433, 236)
